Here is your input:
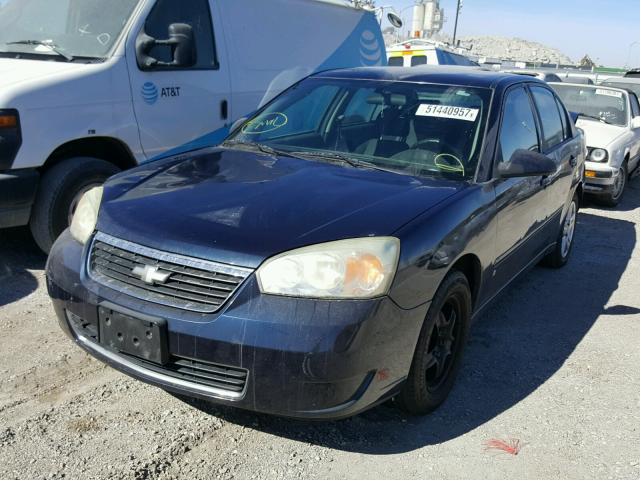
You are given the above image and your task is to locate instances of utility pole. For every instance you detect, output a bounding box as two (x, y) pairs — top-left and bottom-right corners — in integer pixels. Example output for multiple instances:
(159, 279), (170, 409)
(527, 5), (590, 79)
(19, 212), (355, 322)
(452, 0), (462, 45)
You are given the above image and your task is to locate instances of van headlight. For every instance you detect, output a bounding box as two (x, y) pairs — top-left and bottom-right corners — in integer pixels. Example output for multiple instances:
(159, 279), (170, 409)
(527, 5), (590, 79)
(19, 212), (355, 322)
(589, 148), (608, 162)
(256, 237), (400, 299)
(70, 187), (103, 245)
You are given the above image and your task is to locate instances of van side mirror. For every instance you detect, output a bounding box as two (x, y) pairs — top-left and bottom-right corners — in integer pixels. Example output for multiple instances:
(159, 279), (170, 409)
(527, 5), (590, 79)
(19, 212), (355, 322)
(498, 149), (557, 178)
(631, 116), (640, 130)
(136, 23), (197, 70)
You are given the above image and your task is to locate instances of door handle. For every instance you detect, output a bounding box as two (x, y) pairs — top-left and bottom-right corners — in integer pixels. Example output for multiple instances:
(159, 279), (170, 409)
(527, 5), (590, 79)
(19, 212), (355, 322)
(569, 155), (577, 167)
(220, 100), (228, 121)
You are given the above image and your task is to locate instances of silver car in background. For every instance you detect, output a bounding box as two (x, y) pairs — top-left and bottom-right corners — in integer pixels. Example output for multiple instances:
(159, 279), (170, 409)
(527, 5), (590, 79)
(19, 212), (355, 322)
(551, 83), (640, 206)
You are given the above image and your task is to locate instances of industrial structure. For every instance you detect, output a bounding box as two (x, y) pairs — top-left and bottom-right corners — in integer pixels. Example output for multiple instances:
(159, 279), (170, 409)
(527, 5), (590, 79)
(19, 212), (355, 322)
(411, 0), (445, 38)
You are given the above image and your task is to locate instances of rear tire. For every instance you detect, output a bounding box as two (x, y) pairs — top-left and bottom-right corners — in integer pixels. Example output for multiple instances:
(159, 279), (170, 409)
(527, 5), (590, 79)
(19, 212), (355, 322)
(396, 270), (471, 415)
(30, 157), (120, 253)
(542, 192), (579, 268)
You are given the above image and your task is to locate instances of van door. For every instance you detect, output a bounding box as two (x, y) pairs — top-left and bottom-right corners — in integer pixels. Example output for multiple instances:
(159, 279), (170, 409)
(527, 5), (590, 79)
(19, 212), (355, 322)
(127, 0), (231, 159)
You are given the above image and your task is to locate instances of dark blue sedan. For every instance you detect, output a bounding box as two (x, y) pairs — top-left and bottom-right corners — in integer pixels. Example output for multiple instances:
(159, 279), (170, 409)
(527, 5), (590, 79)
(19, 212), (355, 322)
(47, 66), (585, 419)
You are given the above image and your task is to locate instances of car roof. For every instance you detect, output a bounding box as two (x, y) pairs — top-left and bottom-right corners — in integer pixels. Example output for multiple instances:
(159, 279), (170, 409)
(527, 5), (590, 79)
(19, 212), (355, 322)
(313, 66), (545, 89)
(551, 82), (628, 93)
(602, 77), (640, 85)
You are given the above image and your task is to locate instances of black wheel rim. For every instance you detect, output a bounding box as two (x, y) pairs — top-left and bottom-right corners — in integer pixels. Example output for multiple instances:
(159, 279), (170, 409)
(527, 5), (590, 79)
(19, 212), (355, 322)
(425, 296), (463, 392)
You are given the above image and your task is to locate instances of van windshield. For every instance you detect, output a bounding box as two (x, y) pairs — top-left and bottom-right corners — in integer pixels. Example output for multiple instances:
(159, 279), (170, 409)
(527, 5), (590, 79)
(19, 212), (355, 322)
(225, 78), (491, 181)
(0, 0), (140, 60)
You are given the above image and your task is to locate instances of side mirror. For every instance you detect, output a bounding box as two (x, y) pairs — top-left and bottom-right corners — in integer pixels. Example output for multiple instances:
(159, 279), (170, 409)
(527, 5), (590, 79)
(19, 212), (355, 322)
(631, 116), (640, 129)
(136, 23), (197, 70)
(387, 12), (403, 28)
(569, 111), (580, 125)
(229, 117), (248, 134)
(498, 149), (557, 178)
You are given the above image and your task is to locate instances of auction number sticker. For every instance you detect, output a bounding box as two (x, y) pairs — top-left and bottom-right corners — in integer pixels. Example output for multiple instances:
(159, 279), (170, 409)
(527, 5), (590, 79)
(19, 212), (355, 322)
(595, 88), (623, 99)
(416, 104), (479, 122)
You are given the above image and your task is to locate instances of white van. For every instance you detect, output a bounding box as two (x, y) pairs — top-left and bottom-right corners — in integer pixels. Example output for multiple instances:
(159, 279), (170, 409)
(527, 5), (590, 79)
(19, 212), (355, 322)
(0, 0), (386, 252)
(386, 39), (477, 68)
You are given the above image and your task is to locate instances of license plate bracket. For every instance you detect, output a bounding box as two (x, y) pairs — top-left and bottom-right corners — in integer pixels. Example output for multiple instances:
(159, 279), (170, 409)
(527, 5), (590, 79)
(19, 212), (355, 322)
(98, 306), (168, 365)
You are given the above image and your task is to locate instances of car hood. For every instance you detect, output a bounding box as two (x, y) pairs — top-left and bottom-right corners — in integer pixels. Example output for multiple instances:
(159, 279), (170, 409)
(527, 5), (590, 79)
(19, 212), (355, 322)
(97, 148), (467, 268)
(576, 119), (626, 148)
(0, 58), (85, 89)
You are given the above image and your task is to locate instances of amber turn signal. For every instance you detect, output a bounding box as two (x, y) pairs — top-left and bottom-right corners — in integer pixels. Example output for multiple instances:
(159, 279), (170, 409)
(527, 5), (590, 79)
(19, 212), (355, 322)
(0, 114), (17, 128)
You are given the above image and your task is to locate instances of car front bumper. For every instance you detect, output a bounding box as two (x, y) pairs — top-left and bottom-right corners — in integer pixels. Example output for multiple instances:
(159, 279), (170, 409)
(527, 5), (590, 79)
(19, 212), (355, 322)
(0, 169), (39, 228)
(583, 162), (617, 194)
(46, 230), (428, 419)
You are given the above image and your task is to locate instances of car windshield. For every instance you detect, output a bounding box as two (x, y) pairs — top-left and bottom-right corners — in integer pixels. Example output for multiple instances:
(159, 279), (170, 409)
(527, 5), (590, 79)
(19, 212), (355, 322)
(225, 78), (492, 180)
(0, 0), (140, 60)
(552, 84), (628, 127)
(601, 81), (640, 98)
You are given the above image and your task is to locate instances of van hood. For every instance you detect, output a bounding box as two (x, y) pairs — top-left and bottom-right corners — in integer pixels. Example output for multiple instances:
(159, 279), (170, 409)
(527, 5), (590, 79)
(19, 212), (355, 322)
(0, 58), (86, 89)
(576, 118), (626, 148)
(97, 148), (467, 268)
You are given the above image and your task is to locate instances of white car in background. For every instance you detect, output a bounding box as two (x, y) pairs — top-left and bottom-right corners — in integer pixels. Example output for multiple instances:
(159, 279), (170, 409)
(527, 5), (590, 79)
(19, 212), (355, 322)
(551, 83), (640, 206)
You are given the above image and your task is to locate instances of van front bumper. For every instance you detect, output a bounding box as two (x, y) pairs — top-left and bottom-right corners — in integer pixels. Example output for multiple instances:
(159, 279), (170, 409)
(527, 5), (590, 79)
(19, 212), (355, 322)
(46, 230), (428, 420)
(0, 169), (39, 228)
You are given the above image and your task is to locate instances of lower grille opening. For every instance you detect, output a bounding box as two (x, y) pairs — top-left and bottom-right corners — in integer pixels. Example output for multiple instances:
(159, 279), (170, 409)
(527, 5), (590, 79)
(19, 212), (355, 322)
(66, 313), (248, 395)
(126, 354), (249, 394)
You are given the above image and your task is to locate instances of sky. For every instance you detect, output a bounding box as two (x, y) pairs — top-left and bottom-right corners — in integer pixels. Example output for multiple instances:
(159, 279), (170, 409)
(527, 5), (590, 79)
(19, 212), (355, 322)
(382, 0), (640, 68)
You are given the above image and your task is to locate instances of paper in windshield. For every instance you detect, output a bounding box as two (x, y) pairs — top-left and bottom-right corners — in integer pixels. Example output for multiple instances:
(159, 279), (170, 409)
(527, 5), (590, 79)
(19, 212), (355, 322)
(416, 104), (479, 122)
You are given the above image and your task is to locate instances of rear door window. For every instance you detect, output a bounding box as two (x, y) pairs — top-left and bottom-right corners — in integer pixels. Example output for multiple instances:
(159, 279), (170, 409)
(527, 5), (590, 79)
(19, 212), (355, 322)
(530, 86), (565, 151)
(498, 87), (540, 164)
(388, 56), (404, 67)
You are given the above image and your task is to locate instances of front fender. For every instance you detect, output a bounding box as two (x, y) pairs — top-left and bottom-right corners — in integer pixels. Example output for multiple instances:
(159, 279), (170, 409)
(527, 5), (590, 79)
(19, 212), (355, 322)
(388, 184), (496, 310)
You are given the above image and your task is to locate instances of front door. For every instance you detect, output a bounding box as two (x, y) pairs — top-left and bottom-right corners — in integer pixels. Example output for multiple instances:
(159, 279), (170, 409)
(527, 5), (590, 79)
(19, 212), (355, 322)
(491, 86), (549, 291)
(127, 0), (231, 159)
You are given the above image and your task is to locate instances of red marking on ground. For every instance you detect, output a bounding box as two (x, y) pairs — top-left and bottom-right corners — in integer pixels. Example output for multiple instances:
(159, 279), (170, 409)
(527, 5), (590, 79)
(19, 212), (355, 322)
(483, 438), (522, 456)
(376, 369), (390, 381)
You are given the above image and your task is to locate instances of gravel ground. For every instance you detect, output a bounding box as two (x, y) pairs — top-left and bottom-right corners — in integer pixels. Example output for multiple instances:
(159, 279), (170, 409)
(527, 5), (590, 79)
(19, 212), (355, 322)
(1, 178), (639, 480)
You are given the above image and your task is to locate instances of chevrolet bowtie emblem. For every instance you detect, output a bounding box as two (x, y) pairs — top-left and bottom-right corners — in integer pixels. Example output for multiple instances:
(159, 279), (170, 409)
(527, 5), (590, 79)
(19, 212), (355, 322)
(132, 265), (171, 285)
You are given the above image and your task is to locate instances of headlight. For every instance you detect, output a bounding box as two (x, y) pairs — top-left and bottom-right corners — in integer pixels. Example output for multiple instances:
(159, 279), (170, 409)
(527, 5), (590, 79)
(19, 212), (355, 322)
(70, 186), (103, 245)
(256, 237), (400, 299)
(589, 148), (608, 162)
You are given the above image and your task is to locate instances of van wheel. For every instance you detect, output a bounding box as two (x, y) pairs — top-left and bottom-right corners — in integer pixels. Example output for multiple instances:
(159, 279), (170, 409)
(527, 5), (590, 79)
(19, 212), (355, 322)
(541, 192), (579, 268)
(396, 270), (471, 415)
(30, 157), (120, 253)
(598, 162), (627, 207)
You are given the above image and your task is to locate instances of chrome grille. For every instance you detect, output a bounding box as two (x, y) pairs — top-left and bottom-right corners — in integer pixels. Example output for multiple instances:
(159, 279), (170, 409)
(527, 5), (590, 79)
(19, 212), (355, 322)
(89, 232), (252, 313)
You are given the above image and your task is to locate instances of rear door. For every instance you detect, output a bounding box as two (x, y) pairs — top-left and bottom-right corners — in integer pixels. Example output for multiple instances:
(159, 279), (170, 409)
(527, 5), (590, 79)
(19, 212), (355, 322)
(127, 0), (232, 159)
(492, 86), (549, 288)
(529, 85), (580, 226)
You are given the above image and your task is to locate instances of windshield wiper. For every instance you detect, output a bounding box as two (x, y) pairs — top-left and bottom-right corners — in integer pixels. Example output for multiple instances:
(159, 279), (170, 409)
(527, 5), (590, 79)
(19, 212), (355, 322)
(222, 140), (290, 157)
(290, 150), (408, 175)
(578, 113), (614, 125)
(5, 40), (74, 62)
(289, 150), (361, 168)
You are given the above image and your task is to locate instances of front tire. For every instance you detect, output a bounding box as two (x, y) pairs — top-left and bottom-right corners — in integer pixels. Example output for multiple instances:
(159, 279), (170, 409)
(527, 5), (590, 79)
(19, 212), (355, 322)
(396, 270), (472, 415)
(30, 157), (120, 253)
(542, 192), (578, 268)
(598, 162), (627, 207)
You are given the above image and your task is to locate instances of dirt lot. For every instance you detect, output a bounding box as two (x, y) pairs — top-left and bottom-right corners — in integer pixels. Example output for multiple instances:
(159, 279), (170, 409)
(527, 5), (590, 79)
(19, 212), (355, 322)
(1, 180), (639, 480)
